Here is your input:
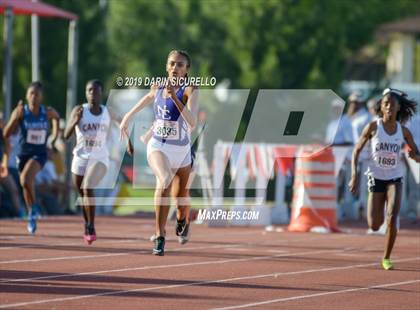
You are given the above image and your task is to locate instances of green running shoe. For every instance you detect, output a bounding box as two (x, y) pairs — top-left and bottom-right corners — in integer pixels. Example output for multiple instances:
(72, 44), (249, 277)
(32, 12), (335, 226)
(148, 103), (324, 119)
(382, 258), (393, 270)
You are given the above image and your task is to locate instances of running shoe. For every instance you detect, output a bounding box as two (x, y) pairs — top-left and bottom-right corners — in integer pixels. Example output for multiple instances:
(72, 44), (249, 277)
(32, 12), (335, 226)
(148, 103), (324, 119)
(382, 258), (393, 270)
(176, 217), (190, 245)
(84, 224), (97, 245)
(153, 236), (165, 256)
(150, 229), (166, 242)
(27, 210), (37, 234)
(175, 217), (186, 236)
(32, 205), (41, 219)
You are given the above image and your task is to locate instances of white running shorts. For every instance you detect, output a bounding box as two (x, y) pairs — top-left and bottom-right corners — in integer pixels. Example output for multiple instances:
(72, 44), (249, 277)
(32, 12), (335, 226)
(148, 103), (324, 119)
(147, 137), (191, 169)
(71, 155), (109, 176)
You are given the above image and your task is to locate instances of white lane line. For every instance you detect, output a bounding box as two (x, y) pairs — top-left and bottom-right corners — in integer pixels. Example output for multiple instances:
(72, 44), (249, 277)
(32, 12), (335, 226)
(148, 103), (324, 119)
(0, 243), (247, 265)
(0, 248), (338, 284)
(0, 238), (147, 251)
(0, 252), (131, 264)
(334, 253), (376, 257)
(0, 256), (418, 309)
(224, 248), (252, 252)
(0, 231), (345, 264)
(0, 230), (260, 251)
(0, 236), (20, 240)
(213, 279), (420, 310)
(266, 250), (289, 253)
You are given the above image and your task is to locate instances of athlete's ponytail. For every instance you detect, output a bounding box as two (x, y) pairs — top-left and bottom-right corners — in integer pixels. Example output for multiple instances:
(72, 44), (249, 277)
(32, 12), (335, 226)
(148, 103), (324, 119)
(397, 96), (417, 124)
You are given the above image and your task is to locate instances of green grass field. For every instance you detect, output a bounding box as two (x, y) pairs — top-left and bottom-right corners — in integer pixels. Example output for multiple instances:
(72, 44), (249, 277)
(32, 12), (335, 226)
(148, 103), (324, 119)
(113, 184), (274, 216)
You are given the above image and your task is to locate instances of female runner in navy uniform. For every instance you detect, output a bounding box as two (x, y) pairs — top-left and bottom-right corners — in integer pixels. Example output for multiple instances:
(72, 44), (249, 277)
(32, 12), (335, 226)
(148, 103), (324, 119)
(120, 50), (198, 255)
(4, 81), (59, 234)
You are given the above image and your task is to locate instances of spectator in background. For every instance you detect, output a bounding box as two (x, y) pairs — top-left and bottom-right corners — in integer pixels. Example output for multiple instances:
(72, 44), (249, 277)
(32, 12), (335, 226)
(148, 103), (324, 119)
(95, 123), (120, 216)
(35, 148), (67, 215)
(49, 118), (66, 181)
(325, 99), (353, 219)
(5, 124), (22, 185)
(0, 114), (8, 176)
(347, 91), (372, 145)
(405, 111), (420, 221)
(0, 117), (11, 217)
(5, 126), (25, 217)
(325, 99), (353, 146)
(347, 91), (372, 219)
(0, 113), (22, 218)
(367, 98), (379, 119)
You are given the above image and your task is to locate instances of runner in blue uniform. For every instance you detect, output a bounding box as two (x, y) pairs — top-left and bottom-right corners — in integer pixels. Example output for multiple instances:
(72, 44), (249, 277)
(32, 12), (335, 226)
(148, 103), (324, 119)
(120, 50), (198, 255)
(4, 81), (59, 233)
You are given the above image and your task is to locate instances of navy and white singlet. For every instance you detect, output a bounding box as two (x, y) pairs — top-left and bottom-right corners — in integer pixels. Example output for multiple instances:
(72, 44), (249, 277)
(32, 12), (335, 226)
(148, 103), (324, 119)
(18, 105), (49, 157)
(152, 86), (190, 146)
(147, 86), (192, 169)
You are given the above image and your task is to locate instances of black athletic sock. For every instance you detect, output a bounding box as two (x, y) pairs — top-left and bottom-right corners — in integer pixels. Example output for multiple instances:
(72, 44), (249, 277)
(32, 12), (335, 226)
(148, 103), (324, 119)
(86, 222), (95, 235)
(177, 217), (186, 225)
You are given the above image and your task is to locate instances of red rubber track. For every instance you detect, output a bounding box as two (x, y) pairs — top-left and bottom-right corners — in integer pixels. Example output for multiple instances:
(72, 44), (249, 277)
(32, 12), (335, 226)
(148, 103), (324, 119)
(0, 216), (419, 309)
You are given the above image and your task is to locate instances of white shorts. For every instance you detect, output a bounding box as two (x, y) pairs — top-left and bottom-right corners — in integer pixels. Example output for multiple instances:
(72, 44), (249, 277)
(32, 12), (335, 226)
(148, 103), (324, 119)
(147, 137), (191, 169)
(71, 155), (109, 176)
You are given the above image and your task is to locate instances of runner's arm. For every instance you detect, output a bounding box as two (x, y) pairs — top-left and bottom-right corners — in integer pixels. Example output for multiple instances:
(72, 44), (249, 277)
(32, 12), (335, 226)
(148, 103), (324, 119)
(47, 107), (60, 147)
(63, 105), (83, 140)
(3, 101), (24, 138)
(349, 121), (375, 194)
(120, 87), (156, 140)
(0, 131), (9, 178)
(140, 124), (154, 144)
(170, 86), (198, 130)
(402, 126), (420, 163)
